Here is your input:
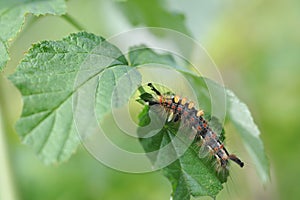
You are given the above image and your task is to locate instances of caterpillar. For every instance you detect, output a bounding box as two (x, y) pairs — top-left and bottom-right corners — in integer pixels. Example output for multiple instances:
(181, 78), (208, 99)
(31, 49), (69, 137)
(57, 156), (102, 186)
(140, 83), (244, 170)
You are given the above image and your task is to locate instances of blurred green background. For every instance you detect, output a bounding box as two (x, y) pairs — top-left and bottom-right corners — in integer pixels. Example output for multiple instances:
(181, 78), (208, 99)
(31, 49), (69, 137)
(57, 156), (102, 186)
(0, 0), (299, 199)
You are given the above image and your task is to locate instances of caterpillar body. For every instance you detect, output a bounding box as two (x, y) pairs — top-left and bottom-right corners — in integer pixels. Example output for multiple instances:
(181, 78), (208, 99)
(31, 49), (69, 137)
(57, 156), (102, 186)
(140, 83), (244, 170)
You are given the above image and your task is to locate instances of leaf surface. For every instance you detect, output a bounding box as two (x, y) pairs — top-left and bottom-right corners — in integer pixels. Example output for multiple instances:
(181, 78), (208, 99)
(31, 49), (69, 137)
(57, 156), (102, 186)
(9, 32), (129, 163)
(227, 90), (270, 183)
(95, 65), (142, 121)
(117, 0), (190, 36)
(131, 46), (270, 198)
(0, 0), (66, 70)
(138, 106), (226, 199)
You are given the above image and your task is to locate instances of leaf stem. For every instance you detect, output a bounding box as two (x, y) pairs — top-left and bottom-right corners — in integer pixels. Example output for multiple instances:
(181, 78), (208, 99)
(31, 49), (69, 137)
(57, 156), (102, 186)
(0, 75), (18, 200)
(62, 14), (85, 31)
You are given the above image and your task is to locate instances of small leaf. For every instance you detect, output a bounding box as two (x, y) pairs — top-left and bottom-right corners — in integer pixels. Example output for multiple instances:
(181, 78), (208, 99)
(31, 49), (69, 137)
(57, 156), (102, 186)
(9, 32), (129, 164)
(116, 0), (190, 36)
(0, 0), (66, 70)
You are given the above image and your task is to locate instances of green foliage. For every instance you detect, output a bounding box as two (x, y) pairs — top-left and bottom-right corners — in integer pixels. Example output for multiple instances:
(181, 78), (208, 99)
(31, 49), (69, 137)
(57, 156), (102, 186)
(129, 45), (178, 67)
(138, 106), (228, 199)
(0, 0), (298, 199)
(129, 46), (270, 196)
(227, 90), (270, 183)
(8, 31), (269, 199)
(117, 0), (190, 36)
(0, 0), (66, 71)
(183, 71), (270, 184)
(9, 32), (129, 164)
(95, 65), (141, 121)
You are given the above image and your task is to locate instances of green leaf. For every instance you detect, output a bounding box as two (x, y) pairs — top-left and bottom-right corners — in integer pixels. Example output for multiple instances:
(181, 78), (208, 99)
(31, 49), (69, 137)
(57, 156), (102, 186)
(116, 0), (190, 36)
(128, 45), (194, 74)
(9, 32), (129, 164)
(138, 106), (226, 199)
(0, 0), (66, 71)
(227, 90), (270, 183)
(128, 45), (212, 110)
(182, 71), (270, 184)
(129, 45), (177, 67)
(95, 65), (142, 121)
(130, 46), (270, 198)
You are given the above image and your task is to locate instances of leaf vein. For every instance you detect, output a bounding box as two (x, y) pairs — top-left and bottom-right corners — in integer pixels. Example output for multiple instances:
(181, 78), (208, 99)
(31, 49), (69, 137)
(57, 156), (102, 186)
(57, 115), (73, 161)
(37, 112), (56, 155)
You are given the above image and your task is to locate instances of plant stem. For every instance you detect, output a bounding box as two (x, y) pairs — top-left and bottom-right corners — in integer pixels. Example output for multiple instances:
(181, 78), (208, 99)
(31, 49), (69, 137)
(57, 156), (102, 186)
(0, 75), (18, 200)
(62, 14), (85, 31)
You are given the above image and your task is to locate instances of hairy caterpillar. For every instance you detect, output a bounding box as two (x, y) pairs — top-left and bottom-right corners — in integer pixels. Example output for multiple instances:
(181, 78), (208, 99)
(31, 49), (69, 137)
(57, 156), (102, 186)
(140, 83), (244, 170)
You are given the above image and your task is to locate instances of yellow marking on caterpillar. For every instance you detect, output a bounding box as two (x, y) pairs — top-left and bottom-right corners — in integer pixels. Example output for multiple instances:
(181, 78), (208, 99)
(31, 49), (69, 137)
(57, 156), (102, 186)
(196, 110), (204, 117)
(188, 101), (194, 109)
